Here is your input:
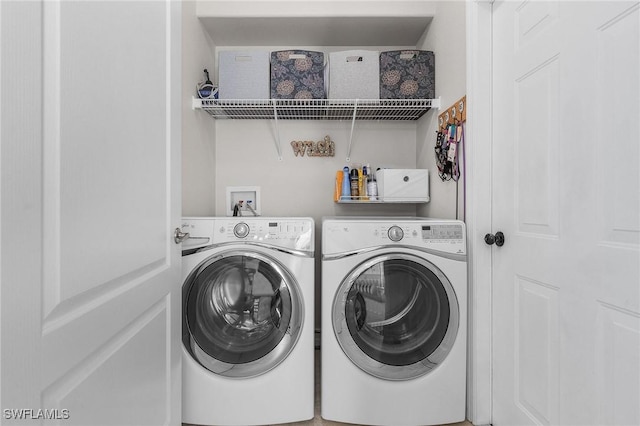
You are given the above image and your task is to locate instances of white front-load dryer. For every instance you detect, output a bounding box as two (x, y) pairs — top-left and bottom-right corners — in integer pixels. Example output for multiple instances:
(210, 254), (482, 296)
(181, 217), (315, 426)
(321, 217), (467, 426)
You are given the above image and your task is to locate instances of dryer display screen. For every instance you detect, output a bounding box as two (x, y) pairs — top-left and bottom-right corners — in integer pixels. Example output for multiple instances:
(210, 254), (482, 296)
(421, 224), (463, 240)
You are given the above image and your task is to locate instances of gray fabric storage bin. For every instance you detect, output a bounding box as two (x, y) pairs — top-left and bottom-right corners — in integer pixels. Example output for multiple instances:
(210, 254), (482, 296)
(380, 50), (435, 99)
(218, 50), (270, 99)
(328, 50), (379, 99)
(270, 50), (325, 99)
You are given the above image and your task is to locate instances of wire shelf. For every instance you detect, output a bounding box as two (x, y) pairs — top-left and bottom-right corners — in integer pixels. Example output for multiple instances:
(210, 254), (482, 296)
(192, 97), (441, 161)
(335, 197), (427, 204)
(193, 98), (440, 121)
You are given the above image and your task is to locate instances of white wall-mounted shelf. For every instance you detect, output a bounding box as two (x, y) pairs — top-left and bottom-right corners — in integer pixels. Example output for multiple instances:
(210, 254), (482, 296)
(336, 198), (386, 204)
(192, 97), (441, 161)
(192, 98), (439, 120)
(336, 198), (428, 204)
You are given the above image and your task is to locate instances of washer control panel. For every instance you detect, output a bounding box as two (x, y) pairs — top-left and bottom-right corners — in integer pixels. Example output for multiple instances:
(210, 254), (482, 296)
(216, 218), (315, 251)
(180, 217), (314, 252)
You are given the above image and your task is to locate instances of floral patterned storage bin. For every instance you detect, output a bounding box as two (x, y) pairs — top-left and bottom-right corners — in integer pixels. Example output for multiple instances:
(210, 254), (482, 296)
(380, 50), (435, 99)
(270, 50), (325, 99)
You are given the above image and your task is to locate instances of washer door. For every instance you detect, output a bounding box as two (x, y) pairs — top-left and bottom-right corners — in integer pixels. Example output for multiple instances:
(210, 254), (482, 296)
(183, 250), (303, 378)
(332, 253), (459, 380)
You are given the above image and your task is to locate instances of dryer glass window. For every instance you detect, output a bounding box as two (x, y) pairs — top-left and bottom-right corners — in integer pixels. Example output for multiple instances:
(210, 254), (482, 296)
(184, 252), (303, 377)
(333, 253), (459, 380)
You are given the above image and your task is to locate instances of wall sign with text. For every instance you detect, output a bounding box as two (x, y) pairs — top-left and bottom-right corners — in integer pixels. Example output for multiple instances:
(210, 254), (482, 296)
(291, 135), (335, 157)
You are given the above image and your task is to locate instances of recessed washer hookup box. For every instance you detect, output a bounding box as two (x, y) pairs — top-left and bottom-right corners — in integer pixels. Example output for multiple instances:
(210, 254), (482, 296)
(218, 50), (270, 99)
(377, 169), (430, 202)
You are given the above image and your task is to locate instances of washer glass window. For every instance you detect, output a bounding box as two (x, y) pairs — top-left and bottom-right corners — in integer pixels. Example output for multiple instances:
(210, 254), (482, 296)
(184, 251), (303, 378)
(333, 253), (458, 380)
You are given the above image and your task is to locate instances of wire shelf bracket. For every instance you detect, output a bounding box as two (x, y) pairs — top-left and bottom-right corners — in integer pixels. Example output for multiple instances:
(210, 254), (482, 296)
(271, 99), (283, 161)
(192, 97), (442, 160)
(346, 100), (359, 162)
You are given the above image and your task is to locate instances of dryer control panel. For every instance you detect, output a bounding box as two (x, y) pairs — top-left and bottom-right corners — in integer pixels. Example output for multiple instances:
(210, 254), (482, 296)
(323, 218), (466, 256)
(420, 223), (465, 241)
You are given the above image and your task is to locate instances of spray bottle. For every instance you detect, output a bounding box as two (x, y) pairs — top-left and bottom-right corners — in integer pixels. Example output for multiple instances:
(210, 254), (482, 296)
(361, 165), (369, 201)
(350, 168), (359, 199)
(367, 167), (378, 201)
(334, 170), (343, 202)
(341, 167), (351, 200)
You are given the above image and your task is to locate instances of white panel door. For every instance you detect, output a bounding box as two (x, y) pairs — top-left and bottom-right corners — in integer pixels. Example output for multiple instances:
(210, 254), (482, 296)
(491, 1), (639, 425)
(1, 1), (182, 425)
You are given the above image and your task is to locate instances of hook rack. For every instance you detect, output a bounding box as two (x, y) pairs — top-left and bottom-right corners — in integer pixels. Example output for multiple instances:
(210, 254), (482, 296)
(438, 95), (466, 131)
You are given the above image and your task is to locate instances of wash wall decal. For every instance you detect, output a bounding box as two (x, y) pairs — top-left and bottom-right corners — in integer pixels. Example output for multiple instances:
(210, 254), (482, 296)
(291, 135), (335, 157)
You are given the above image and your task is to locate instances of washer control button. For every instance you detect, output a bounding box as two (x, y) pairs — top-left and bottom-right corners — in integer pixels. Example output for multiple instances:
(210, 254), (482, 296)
(233, 222), (250, 238)
(387, 225), (404, 242)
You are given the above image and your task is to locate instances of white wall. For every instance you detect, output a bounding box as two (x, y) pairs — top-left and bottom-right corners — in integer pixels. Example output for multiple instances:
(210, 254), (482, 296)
(182, 1), (217, 216)
(416, 1), (467, 220)
(214, 119), (419, 219)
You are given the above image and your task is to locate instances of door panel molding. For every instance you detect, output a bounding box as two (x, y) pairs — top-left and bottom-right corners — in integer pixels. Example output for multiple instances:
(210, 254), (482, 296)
(514, 276), (559, 425)
(42, 0), (63, 320)
(515, 0), (557, 49)
(42, 0), (175, 319)
(42, 296), (172, 425)
(514, 54), (559, 238)
(41, 268), (173, 389)
(597, 301), (640, 426)
(596, 4), (639, 247)
(42, 259), (168, 334)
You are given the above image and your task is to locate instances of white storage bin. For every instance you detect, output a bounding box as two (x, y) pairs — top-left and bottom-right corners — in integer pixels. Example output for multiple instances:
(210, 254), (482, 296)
(328, 50), (379, 99)
(218, 50), (270, 99)
(377, 169), (429, 202)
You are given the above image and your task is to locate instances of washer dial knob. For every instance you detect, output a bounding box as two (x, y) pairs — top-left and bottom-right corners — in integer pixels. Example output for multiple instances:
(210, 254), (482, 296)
(233, 222), (250, 238)
(387, 225), (404, 242)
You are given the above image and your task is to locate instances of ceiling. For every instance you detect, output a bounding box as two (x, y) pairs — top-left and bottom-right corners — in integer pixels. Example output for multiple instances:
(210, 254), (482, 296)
(196, 1), (436, 47)
(198, 16), (433, 47)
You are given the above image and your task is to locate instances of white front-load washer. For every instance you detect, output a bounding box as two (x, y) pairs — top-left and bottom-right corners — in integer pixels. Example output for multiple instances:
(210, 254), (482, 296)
(181, 217), (315, 426)
(321, 217), (467, 426)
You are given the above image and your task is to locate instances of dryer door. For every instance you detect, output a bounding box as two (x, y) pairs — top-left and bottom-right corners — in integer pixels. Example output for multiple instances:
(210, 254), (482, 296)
(183, 250), (303, 378)
(332, 253), (459, 380)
